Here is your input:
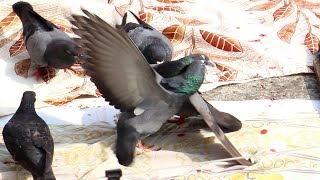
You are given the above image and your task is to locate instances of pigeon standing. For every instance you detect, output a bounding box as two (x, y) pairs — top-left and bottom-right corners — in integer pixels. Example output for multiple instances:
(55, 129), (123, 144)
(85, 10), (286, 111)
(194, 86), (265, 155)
(12, 1), (79, 82)
(116, 11), (173, 64)
(70, 9), (206, 166)
(2, 91), (55, 180)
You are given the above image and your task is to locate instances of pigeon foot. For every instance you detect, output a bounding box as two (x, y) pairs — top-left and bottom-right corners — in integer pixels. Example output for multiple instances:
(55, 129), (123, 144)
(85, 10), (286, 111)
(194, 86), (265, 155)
(32, 67), (56, 83)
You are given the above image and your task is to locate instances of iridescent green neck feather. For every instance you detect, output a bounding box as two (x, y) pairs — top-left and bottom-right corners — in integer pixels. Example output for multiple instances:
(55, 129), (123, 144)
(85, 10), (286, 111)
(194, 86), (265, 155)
(176, 74), (204, 96)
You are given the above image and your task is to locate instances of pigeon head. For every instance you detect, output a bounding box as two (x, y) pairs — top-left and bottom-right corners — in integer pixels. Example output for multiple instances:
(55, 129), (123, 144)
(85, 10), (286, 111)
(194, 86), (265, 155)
(187, 54), (210, 65)
(44, 39), (77, 69)
(22, 91), (36, 103)
(12, 1), (33, 16)
(143, 44), (171, 64)
(16, 91), (36, 114)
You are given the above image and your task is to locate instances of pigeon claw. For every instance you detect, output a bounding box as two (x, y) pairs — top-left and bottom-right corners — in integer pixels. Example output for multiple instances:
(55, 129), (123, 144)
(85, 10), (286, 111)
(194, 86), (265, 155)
(96, 89), (103, 97)
(136, 140), (148, 151)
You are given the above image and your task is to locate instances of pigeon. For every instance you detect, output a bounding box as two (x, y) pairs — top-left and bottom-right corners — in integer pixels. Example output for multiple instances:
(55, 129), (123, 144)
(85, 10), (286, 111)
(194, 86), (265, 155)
(115, 11), (173, 64)
(2, 91), (55, 180)
(115, 16), (242, 132)
(70, 9), (206, 166)
(152, 54), (242, 133)
(153, 54), (250, 165)
(12, 1), (79, 82)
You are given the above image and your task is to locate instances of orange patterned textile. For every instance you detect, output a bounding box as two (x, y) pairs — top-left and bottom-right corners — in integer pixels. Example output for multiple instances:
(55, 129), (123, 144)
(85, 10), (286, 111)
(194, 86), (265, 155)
(0, 0), (319, 116)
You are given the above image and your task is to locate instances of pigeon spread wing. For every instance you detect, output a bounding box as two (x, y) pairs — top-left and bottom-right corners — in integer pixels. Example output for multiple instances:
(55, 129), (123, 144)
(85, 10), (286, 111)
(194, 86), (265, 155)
(71, 9), (170, 112)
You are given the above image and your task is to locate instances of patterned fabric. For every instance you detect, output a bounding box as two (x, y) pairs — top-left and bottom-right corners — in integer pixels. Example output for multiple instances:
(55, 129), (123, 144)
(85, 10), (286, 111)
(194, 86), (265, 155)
(0, 0), (320, 179)
(0, 99), (320, 179)
(1, 0), (320, 116)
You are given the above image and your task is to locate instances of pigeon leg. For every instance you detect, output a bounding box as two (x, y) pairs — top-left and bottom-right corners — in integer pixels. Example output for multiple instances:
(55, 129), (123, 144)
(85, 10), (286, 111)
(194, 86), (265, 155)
(32, 67), (56, 83)
(189, 92), (253, 166)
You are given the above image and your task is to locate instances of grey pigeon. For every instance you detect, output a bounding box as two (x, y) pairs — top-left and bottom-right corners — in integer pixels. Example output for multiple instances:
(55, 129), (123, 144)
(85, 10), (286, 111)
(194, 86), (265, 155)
(153, 54), (242, 133)
(116, 11), (173, 64)
(2, 91), (55, 180)
(12, 1), (79, 81)
(70, 9), (206, 166)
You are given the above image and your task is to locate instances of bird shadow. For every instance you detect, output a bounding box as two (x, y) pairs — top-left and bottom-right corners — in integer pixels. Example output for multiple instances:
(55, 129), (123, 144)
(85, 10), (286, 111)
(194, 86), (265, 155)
(141, 117), (239, 165)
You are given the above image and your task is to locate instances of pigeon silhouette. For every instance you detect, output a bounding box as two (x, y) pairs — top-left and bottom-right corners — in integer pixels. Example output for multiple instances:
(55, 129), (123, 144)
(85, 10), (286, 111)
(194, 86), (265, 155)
(2, 91), (55, 180)
(153, 54), (242, 133)
(70, 9), (206, 166)
(116, 11), (173, 64)
(12, 1), (79, 82)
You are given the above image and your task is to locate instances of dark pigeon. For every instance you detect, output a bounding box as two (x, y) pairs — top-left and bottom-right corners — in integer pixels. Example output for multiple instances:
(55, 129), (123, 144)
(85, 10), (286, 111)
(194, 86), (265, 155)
(12, 1), (79, 82)
(70, 9), (206, 166)
(2, 91), (55, 180)
(116, 11), (173, 64)
(153, 54), (242, 133)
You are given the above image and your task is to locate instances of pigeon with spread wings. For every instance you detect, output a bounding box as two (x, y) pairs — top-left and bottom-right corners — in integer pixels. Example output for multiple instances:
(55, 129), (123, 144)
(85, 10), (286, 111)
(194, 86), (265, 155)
(70, 9), (206, 166)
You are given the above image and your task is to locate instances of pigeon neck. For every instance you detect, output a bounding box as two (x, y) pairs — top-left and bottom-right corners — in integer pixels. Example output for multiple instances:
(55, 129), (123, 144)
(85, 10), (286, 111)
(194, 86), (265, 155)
(175, 56), (196, 72)
(175, 61), (205, 96)
(176, 75), (204, 96)
(180, 57), (195, 65)
(16, 100), (36, 114)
